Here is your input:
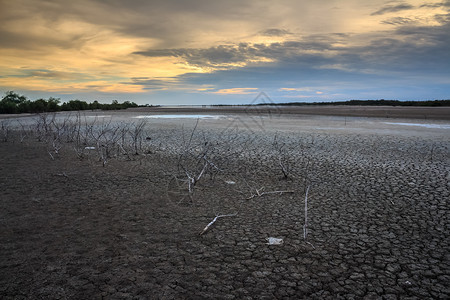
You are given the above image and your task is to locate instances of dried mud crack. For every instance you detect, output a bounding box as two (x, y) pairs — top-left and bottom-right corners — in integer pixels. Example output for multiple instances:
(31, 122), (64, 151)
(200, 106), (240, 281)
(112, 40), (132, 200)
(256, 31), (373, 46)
(1, 116), (449, 299)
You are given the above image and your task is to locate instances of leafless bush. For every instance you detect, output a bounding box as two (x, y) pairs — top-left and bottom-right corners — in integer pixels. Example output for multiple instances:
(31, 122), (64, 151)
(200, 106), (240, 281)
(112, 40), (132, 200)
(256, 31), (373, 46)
(34, 113), (59, 142)
(88, 118), (122, 166)
(177, 142), (222, 202)
(273, 134), (294, 179)
(16, 120), (31, 143)
(117, 123), (132, 159)
(62, 112), (82, 143)
(0, 120), (11, 142)
(72, 113), (96, 159)
(130, 120), (146, 155)
(46, 114), (72, 160)
(166, 120), (225, 204)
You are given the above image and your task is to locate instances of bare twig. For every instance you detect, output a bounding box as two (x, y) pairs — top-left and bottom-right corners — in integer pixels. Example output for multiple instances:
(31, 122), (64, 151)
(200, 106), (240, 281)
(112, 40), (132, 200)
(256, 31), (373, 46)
(303, 185), (315, 249)
(246, 186), (294, 200)
(200, 213), (237, 235)
(48, 150), (55, 160)
(303, 185), (310, 240)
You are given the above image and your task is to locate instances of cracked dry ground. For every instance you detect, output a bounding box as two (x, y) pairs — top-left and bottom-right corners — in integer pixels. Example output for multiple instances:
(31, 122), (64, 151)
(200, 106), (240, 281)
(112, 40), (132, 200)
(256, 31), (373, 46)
(1, 132), (449, 299)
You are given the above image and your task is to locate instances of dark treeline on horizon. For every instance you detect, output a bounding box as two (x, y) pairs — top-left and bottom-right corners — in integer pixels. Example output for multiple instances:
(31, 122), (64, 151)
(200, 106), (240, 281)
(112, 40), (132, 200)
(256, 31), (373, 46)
(254, 99), (450, 107)
(211, 99), (450, 107)
(2, 91), (450, 114)
(0, 91), (139, 114)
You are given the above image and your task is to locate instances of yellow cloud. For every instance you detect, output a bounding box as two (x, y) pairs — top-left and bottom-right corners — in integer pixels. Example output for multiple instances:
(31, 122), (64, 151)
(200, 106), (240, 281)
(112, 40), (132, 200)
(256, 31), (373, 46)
(279, 87), (313, 92)
(1, 0), (448, 98)
(196, 87), (216, 91)
(0, 12), (208, 94)
(0, 76), (145, 94)
(211, 88), (259, 95)
(279, 87), (325, 95)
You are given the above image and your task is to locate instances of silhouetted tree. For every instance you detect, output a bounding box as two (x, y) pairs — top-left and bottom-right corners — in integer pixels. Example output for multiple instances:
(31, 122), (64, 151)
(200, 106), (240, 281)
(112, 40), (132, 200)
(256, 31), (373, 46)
(0, 91), (28, 113)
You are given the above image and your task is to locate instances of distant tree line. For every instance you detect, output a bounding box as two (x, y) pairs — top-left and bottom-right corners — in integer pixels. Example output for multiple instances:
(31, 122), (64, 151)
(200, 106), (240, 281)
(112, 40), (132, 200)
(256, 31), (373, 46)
(255, 99), (450, 107)
(212, 99), (450, 107)
(0, 91), (139, 114)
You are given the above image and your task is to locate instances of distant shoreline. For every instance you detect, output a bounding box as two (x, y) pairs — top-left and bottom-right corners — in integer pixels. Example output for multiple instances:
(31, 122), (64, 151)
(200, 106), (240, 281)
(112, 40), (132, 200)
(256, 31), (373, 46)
(127, 105), (450, 121)
(2, 105), (449, 121)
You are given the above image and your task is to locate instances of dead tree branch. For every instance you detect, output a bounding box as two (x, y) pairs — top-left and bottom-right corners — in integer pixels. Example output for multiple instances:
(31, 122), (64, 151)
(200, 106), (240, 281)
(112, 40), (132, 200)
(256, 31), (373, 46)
(200, 213), (238, 235)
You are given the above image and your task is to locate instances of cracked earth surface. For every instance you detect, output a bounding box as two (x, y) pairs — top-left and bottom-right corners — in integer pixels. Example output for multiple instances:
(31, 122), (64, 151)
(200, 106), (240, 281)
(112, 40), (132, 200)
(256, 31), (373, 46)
(1, 111), (449, 299)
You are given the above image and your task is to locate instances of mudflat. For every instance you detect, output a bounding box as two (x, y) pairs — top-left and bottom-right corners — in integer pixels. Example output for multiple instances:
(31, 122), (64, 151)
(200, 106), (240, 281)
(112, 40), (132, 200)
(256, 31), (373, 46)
(127, 105), (450, 120)
(1, 107), (449, 299)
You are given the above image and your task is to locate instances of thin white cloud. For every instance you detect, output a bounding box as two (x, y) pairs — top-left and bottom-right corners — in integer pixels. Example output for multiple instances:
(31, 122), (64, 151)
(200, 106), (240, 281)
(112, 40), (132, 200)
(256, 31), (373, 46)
(279, 87), (314, 92)
(210, 88), (259, 95)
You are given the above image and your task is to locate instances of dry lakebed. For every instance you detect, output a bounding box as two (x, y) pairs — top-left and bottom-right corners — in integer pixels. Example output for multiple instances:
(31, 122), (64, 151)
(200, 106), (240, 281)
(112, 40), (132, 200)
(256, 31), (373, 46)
(1, 106), (449, 299)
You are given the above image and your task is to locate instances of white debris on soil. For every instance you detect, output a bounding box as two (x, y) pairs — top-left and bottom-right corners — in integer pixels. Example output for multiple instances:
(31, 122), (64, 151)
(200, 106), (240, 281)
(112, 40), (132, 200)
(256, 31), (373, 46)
(266, 237), (284, 245)
(225, 180), (236, 184)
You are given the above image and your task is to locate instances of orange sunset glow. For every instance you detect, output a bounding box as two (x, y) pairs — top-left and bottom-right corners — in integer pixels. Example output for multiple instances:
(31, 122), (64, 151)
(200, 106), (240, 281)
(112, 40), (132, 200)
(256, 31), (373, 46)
(0, 0), (449, 104)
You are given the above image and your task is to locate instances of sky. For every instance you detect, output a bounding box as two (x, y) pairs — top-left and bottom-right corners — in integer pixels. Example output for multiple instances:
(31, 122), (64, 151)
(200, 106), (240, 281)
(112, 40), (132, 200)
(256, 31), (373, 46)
(1, 0), (449, 105)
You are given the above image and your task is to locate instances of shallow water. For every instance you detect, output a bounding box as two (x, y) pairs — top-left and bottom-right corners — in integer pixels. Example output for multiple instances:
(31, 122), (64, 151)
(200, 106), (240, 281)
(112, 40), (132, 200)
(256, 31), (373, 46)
(383, 122), (450, 129)
(133, 114), (225, 119)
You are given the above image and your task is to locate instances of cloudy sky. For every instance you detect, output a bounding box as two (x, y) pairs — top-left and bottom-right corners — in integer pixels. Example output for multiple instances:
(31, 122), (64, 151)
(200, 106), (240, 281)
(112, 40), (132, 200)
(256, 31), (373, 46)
(1, 0), (449, 104)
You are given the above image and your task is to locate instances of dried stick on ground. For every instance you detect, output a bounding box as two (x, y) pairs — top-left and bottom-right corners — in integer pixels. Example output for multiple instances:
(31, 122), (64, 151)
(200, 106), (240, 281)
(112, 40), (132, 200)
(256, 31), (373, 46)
(272, 133), (300, 180)
(199, 213), (237, 235)
(303, 185), (315, 249)
(246, 186), (295, 200)
(303, 185), (310, 240)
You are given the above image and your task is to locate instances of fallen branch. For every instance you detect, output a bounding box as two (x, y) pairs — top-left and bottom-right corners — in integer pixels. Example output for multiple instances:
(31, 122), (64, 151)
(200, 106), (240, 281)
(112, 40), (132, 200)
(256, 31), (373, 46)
(246, 187), (294, 200)
(200, 213), (237, 235)
(48, 151), (55, 160)
(303, 185), (315, 249)
(303, 185), (310, 240)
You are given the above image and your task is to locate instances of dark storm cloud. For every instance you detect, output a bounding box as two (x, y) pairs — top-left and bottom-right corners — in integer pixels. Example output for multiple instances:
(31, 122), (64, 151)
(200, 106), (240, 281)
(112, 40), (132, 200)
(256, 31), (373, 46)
(260, 29), (292, 36)
(371, 3), (415, 16)
(134, 45), (261, 68)
(325, 22), (450, 76)
(0, 27), (84, 51)
(381, 17), (417, 25)
(135, 18), (450, 93)
(133, 17), (450, 77)
(390, 23), (450, 69)
(5, 69), (90, 80)
(122, 77), (178, 90)
(0, 0), (259, 50)
(133, 34), (347, 69)
(434, 13), (450, 23)
(420, 1), (450, 8)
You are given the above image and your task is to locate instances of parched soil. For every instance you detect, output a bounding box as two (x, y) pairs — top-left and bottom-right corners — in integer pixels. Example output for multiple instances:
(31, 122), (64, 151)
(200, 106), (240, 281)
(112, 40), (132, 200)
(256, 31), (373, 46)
(1, 112), (449, 299)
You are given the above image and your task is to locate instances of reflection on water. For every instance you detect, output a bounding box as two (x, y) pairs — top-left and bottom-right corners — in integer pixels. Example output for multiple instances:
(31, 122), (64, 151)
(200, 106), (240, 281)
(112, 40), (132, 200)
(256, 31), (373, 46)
(133, 114), (225, 119)
(383, 122), (450, 129)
